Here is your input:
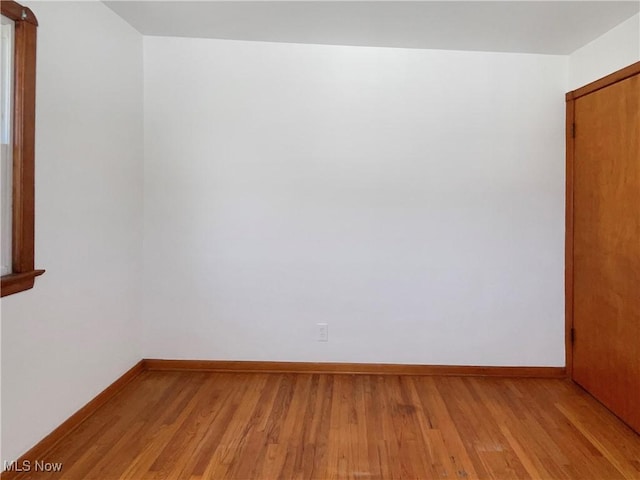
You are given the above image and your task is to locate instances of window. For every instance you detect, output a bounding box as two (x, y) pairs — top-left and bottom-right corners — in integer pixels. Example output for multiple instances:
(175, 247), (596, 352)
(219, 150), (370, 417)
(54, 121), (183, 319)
(1, 15), (13, 276)
(1, 0), (43, 297)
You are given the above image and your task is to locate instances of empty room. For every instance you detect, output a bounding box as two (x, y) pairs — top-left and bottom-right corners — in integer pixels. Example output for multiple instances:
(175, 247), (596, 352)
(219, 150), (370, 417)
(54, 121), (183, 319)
(1, 0), (639, 478)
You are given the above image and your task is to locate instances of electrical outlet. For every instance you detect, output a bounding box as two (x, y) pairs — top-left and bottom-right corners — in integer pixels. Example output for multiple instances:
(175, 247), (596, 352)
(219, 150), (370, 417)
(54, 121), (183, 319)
(317, 323), (328, 342)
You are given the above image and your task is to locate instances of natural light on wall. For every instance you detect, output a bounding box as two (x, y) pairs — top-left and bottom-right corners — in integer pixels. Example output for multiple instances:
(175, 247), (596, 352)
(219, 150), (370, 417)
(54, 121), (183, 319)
(1, 15), (13, 276)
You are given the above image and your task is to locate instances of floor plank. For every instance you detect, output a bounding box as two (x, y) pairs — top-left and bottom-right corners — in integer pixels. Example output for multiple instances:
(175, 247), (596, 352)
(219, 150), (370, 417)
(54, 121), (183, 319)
(9, 372), (640, 479)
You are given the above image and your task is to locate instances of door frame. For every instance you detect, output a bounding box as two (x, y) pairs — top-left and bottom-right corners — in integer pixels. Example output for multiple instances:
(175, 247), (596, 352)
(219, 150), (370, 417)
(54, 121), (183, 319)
(564, 61), (640, 377)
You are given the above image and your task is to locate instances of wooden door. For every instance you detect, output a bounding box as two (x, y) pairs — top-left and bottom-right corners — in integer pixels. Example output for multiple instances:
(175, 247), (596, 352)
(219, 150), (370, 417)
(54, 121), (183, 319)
(570, 68), (640, 433)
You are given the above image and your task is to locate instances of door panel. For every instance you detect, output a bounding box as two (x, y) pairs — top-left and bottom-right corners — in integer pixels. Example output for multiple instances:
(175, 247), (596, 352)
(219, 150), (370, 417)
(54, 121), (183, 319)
(572, 74), (640, 433)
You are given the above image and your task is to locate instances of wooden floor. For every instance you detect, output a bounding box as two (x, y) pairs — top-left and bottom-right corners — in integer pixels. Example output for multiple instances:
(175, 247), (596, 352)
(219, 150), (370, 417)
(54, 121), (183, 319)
(11, 371), (640, 480)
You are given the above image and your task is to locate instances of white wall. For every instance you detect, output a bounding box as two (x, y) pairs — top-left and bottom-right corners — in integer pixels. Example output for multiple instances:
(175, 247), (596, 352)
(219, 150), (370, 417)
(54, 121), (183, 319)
(0, 1), (143, 463)
(4, 5), (608, 463)
(569, 13), (640, 89)
(143, 37), (567, 367)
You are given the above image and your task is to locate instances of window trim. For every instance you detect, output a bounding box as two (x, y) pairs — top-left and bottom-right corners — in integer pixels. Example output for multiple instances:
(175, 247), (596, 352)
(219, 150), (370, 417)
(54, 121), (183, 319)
(1, 1), (43, 297)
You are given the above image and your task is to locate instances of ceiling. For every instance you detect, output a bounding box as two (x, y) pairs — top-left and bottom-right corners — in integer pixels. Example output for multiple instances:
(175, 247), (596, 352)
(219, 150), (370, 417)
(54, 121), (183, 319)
(104, 1), (640, 54)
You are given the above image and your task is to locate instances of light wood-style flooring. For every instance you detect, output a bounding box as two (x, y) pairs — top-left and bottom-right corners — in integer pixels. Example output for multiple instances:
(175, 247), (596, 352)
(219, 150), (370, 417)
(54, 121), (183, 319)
(10, 371), (640, 479)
